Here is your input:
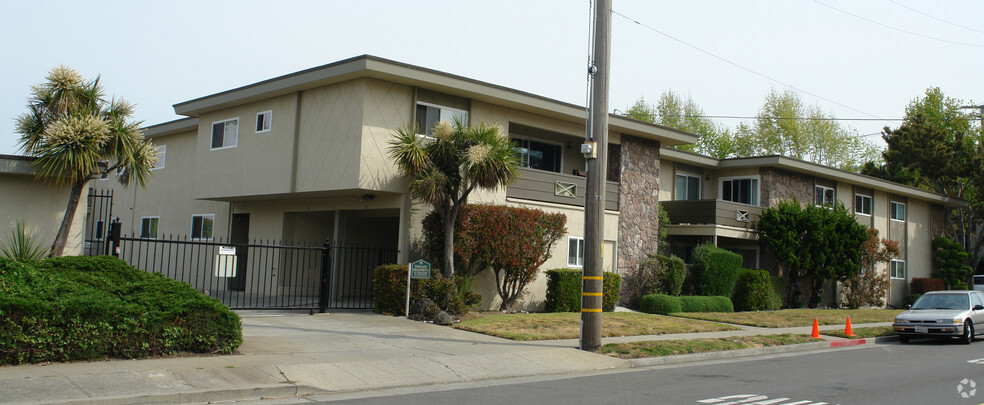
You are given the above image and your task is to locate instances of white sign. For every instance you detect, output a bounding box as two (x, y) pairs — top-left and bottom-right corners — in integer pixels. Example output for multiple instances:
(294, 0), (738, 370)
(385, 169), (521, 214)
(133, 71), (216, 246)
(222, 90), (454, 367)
(219, 246), (236, 255)
(214, 247), (238, 277)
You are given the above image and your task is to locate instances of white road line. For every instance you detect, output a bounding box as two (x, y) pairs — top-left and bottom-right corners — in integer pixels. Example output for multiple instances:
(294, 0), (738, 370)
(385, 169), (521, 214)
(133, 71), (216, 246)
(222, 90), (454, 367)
(967, 357), (984, 364)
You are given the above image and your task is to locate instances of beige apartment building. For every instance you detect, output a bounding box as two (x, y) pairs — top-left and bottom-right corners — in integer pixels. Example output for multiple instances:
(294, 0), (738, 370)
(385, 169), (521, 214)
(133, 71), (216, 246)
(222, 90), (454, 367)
(1, 155), (86, 256)
(89, 55), (961, 310)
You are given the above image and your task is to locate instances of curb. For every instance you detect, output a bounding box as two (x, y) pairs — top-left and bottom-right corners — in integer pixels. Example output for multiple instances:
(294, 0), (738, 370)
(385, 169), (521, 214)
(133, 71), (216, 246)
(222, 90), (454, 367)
(45, 385), (312, 405)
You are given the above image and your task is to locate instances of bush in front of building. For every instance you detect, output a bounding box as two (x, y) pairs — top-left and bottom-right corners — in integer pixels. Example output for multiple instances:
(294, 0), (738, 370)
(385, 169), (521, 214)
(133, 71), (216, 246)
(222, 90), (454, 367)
(732, 269), (782, 311)
(0, 256), (242, 365)
(909, 277), (945, 295)
(619, 254), (686, 309)
(544, 269), (620, 312)
(690, 243), (742, 297)
(372, 264), (473, 316)
(640, 294), (682, 315)
(639, 294), (734, 315)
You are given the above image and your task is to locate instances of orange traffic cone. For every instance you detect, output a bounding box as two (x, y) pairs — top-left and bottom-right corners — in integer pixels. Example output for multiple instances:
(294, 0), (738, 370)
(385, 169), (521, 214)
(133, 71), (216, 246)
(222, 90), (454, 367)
(845, 317), (855, 337)
(811, 318), (820, 338)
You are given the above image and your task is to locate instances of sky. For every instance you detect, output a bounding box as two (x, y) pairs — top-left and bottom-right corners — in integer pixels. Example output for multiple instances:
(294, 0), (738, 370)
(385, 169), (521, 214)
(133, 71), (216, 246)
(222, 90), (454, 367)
(2, 0), (982, 155)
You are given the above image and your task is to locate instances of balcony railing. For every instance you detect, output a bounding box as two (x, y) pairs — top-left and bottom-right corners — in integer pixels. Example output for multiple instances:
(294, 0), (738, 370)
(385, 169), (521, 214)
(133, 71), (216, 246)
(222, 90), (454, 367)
(661, 199), (761, 228)
(506, 167), (619, 211)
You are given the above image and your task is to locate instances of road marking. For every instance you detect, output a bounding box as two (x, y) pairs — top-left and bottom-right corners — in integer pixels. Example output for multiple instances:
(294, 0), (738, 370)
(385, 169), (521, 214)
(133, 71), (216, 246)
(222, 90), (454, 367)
(967, 357), (984, 364)
(697, 394), (836, 405)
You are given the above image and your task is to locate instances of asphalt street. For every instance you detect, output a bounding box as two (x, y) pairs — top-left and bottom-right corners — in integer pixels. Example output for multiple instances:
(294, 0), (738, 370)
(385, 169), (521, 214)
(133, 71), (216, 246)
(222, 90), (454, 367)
(308, 338), (984, 405)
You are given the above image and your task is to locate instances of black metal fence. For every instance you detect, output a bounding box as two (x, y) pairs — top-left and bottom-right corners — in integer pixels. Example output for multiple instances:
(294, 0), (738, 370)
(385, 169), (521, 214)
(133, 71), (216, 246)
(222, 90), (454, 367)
(83, 189), (113, 256)
(108, 230), (398, 311)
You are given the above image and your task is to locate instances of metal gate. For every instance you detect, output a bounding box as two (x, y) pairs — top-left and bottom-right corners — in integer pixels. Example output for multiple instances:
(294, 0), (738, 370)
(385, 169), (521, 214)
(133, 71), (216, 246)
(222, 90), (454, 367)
(83, 189), (113, 256)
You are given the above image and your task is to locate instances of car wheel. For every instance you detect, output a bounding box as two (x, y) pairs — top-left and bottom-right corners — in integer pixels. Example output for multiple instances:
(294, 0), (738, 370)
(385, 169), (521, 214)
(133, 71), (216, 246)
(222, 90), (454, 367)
(899, 335), (909, 344)
(962, 321), (974, 345)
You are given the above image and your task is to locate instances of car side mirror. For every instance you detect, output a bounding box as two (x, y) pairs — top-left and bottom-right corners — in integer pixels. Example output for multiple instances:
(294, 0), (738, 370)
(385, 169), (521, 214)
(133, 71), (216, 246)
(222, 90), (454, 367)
(974, 305), (984, 311)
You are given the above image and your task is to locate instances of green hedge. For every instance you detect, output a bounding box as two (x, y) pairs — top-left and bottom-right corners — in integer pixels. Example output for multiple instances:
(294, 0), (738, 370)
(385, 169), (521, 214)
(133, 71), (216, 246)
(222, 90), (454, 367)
(545, 269), (620, 312)
(620, 254), (685, 309)
(639, 294), (734, 315)
(732, 269), (782, 311)
(690, 244), (742, 297)
(0, 256), (242, 365)
(372, 264), (470, 316)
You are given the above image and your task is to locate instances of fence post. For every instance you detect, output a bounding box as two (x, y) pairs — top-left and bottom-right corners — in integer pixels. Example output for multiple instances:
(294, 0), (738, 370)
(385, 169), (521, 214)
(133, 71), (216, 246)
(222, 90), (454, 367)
(107, 217), (121, 257)
(318, 239), (331, 313)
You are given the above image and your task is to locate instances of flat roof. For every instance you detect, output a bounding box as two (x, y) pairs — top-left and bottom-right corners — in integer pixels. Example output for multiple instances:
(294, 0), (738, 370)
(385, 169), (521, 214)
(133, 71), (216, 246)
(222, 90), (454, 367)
(171, 55), (697, 146)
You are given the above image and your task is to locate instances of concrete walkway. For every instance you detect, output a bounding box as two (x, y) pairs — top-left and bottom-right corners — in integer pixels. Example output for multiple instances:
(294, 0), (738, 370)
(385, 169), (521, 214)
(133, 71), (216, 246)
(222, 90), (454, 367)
(0, 311), (891, 405)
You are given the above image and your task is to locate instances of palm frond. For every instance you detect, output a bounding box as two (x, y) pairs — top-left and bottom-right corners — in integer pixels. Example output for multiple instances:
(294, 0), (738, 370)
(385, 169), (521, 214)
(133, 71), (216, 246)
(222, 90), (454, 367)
(388, 125), (430, 176)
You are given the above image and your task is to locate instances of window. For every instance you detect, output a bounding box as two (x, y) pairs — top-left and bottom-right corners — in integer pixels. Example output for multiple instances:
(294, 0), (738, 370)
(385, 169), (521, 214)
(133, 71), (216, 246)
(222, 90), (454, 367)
(891, 201), (906, 222)
(211, 118), (239, 150)
(255, 111), (272, 133)
(721, 177), (759, 206)
(675, 174), (701, 201)
(855, 194), (872, 216)
(890, 259), (906, 279)
(814, 185), (835, 206)
(567, 237), (585, 267)
(140, 217), (159, 239)
(191, 214), (214, 240)
(415, 102), (468, 135)
(152, 145), (166, 170)
(513, 138), (562, 173)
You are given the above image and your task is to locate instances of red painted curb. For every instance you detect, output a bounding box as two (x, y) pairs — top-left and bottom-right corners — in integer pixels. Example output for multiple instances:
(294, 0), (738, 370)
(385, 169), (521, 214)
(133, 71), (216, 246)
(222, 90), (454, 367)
(830, 339), (866, 347)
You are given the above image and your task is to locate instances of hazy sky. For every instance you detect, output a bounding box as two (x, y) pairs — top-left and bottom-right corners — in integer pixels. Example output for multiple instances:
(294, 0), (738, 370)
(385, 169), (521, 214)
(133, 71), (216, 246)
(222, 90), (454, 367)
(2, 0), (982, 155)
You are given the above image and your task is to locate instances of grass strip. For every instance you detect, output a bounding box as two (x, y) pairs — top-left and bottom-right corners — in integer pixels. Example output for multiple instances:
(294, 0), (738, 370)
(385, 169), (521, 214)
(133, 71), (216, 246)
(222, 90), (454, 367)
(671, 308), (901, 328)
(455, 312), (739, 341)
(601, 334), (820, 358)
(823, 326), (895, 338)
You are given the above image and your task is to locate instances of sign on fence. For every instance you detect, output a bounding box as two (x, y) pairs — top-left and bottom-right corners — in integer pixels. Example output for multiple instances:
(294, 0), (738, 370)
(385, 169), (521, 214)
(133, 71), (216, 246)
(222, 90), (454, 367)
(406, 259), (432, 317)
(214, 246), (237, 277)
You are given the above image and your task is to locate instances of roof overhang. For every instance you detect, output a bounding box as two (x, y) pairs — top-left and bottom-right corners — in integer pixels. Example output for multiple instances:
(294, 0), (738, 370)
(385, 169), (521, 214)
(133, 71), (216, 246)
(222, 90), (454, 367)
(0, 154), (37, 176)
(143, 117), (199, 138)
(172, 55), (696, 146)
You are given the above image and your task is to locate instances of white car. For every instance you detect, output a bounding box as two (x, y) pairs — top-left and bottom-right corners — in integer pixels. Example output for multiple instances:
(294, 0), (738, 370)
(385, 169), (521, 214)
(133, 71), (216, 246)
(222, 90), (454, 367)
(893, 290), (984, 344)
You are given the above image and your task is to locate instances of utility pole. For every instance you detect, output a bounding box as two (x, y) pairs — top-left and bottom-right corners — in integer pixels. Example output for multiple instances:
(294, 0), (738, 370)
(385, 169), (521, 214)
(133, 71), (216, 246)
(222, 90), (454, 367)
(581, 0), (610, 352)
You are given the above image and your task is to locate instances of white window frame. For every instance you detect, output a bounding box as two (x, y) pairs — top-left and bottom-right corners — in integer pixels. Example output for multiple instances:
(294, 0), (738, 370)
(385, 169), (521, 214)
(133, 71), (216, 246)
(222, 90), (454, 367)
(210, 117), (239, 150)
(567, 236), (585, 268)
(719, 175), (761, 206)
(891, 201), (906, 222)
(140, 216), (160, 239)
(814, 185), (835, 206)
(675, 173), (702, 201)
(855, 193), (872, 216)
(415, 101), (468, 135)
(512, 135), (564, 174)
(890, 259), (906, 280)
(255, 110), (272, 133)
(152, 145), (166, 170)
(191, 214), (215, 241)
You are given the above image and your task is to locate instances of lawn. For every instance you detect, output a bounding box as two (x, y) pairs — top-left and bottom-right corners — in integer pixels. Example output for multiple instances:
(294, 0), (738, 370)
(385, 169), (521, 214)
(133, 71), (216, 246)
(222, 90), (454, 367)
(823, 326), (895, 338)
(671, 308), (902, 328)
(455, 312), (739, 340)
(601, 334), (821, 358)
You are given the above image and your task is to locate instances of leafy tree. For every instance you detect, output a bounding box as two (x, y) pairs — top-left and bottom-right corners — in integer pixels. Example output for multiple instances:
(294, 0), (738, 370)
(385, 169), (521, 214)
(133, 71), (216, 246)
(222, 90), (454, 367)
(15, 66), (157, 257)
(933, 236), (973, 290)
(862, 87), (983, 272)
(758, 200), (868, 307)
(842, 229), (899, 309)
(389, 119), (520, 277)
(625, 92), (736, 159)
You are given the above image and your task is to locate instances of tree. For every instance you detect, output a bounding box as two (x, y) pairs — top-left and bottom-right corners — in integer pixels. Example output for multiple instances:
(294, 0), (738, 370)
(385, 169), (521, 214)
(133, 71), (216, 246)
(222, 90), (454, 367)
(389, 119), (520, 278)
(15, 66), (157, 257)
(863, 88), (983, 274)
(758, 200), (868, 307)
(842, 229), (899, 309)
(625, 92), (735, 159)
(933, 236), (973, 290)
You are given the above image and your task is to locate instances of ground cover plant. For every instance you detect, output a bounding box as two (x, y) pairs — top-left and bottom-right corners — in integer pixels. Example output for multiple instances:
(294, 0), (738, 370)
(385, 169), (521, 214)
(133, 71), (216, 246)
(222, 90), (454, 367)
(601, 334), (819, 358)
(454, 312), (738, 341)
(0, 256), (242, 365)
(670, 308), (900, 328)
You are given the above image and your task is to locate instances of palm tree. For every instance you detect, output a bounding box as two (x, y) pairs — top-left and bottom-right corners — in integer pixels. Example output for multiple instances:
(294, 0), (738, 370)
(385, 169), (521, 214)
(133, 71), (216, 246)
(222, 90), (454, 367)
(388, 119), (519, 277)
(15, 65), (157, 257)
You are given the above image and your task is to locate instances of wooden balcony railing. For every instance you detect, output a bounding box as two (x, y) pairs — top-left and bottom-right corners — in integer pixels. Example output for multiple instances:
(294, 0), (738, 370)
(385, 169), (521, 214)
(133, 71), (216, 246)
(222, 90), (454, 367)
(661, 199), (761, 228)
(506, 167), (619, 211)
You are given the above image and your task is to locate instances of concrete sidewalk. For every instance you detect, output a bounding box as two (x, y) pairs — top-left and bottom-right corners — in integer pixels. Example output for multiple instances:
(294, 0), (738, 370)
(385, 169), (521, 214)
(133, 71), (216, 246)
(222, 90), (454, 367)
(0, 311), (890, 405)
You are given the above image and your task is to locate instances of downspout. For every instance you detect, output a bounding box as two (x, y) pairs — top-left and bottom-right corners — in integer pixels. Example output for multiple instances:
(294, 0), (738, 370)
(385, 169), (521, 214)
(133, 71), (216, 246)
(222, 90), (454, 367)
(290, 91), (302, 193)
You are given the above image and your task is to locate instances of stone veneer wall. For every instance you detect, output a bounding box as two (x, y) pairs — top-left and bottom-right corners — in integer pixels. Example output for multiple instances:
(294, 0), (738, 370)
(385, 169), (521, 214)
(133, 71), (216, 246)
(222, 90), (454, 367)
(617, 135), (660, 274)
(760, 167), (814, 207)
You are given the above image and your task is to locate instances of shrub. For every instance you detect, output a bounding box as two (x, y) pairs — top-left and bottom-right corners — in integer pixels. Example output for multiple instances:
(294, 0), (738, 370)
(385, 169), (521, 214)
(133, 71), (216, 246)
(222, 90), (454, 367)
(910, 278), (945, 295)
(371, 264), (469, 316)
(904, 293), (922, 307)
(690, 243), (742, 297)
(0, 256), (241, 365)
(933, 237), (972, 290)
(545, 269), (620, 312)
(732, 269), (782, 311)
(771, 276), (787, 307)
(619, 254), (685, 309)
(640, 294), (682, 315)
(679, 295), (734, 313)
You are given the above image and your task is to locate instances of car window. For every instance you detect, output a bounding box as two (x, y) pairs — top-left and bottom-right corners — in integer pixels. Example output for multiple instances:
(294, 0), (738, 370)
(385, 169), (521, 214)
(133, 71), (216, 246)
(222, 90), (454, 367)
(912, 293), (970, 310)
(974, 293), (984, 309)
(976, 275), (984, 284)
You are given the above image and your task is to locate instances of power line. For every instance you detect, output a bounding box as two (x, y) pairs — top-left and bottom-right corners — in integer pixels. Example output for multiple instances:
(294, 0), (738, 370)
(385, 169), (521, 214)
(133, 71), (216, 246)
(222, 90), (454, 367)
(614, 110), (979, 123)
(889, 0), (984, 36)
(610, 9), (894, 126)
(814, 0), (984, 47)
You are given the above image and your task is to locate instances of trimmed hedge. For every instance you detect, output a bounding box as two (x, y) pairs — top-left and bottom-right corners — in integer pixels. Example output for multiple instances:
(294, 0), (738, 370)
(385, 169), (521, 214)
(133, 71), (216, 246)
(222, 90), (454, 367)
(0, 256), (242, 365)
(620, 254), (686, 309)
(910, 278), (945, 295)
(639, 294), (734, 315)
(372, 264), (470, 316)
(732, 269), (782, 311)
(690, 244), (742, 297)
(544, 269), (620, 312)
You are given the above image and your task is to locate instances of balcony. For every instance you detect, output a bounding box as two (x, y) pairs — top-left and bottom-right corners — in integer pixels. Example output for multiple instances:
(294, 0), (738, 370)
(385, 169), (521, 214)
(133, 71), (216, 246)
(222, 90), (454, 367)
(506, 167), (619, 211)
(661, 199), (761, 229)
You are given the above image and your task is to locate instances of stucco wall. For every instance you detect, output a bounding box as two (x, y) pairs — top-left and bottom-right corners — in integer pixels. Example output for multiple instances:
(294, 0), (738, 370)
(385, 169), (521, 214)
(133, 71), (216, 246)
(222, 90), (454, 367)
(1, 173), (86, 256)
